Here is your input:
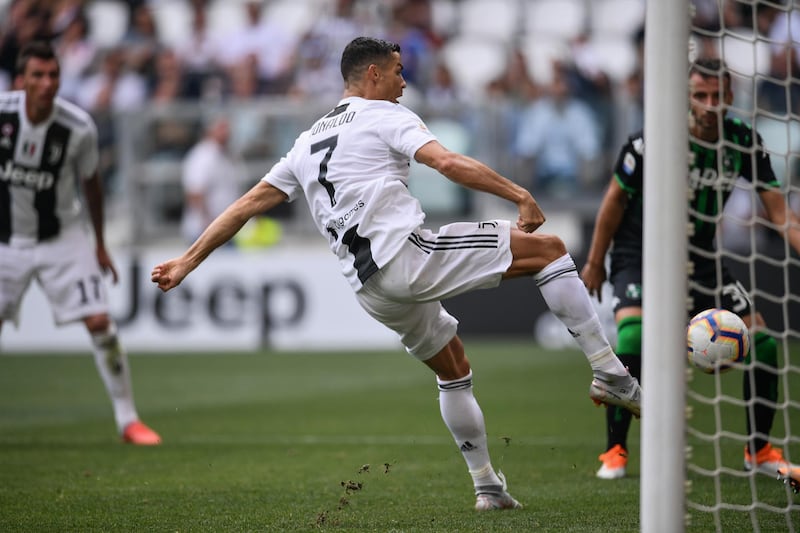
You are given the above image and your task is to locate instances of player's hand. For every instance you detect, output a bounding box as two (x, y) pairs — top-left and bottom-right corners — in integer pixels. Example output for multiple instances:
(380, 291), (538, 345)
(580, 262), (606, 301)
(516, 198), (545, 233)
(96, 246), (119, 284)
(151, 259), (189, 292)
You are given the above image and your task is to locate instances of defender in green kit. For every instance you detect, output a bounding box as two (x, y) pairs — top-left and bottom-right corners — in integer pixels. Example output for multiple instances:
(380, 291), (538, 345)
(581, 58), (800, 483)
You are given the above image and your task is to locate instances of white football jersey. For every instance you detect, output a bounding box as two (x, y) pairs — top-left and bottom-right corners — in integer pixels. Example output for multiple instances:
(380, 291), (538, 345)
(0, 90), (98, 247)
(263, 96), (437, 290)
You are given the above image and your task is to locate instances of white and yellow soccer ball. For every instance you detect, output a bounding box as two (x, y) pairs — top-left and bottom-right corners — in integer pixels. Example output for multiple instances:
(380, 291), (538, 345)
(687, 308), (750, 374)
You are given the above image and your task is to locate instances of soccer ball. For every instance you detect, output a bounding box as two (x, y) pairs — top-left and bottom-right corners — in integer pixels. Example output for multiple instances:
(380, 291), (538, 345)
(687, 308), (750, 374)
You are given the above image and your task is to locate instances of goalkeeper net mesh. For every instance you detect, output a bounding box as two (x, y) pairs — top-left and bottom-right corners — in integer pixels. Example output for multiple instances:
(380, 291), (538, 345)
(685, 1), (800, 531)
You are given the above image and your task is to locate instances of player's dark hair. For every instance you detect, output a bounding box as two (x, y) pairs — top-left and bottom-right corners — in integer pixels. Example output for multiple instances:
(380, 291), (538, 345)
(340, 37), (401, 84)
(16, 40), (58, 76)
(689, 57), (731, 87)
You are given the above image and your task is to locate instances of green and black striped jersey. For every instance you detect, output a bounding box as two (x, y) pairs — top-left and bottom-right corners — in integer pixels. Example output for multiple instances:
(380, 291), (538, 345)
(608, 118), (780, 272)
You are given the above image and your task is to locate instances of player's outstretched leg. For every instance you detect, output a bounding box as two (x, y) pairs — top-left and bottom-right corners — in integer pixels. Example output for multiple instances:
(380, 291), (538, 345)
(533, 253), (642, 417)
(437, 371), (522, 511)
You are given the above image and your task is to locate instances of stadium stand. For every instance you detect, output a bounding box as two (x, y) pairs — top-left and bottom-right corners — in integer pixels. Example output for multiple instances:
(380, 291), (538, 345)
(0, 0), (647, 245)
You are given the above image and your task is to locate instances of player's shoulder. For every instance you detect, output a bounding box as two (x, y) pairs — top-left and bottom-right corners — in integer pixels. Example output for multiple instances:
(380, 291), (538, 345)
(723, 116), (757, 143)
(614, 130), (644, 181)
(619, 130), (644, 157)
(53, 97), (95, 132)
(724, 116), (754, 132)
(626, 130), (645, 152)
(359, 98), (419, 118)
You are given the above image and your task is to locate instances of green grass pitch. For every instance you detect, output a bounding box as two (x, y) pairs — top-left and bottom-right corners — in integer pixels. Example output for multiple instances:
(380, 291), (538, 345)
(1, 342), (797, 532)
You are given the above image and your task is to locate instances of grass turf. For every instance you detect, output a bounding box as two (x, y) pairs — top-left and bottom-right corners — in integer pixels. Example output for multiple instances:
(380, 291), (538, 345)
(0, 342), (797, 532)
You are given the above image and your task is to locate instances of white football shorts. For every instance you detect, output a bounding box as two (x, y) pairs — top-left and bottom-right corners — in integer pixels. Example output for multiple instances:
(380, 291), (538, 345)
(0, 225), (109, 326)
(355, 220), (512, 361)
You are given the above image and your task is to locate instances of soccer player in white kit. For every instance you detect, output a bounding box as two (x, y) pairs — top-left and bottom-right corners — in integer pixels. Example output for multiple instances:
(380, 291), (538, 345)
(0, 41), (160, 445)
(152, 37), (640, 509)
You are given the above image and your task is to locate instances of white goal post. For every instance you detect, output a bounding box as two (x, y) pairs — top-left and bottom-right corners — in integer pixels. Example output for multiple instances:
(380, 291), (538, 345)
(641, 1), (689, 532)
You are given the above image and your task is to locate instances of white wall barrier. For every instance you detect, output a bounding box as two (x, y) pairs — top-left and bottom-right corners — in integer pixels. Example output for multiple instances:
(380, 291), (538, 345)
(1, 246), (402, 353)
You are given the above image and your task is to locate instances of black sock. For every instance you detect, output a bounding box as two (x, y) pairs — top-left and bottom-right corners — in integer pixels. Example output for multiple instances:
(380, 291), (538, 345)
(743, 332), (779, 454)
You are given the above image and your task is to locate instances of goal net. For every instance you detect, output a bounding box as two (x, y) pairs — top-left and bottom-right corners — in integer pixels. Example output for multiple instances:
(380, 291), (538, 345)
(684, 1), (800, 530)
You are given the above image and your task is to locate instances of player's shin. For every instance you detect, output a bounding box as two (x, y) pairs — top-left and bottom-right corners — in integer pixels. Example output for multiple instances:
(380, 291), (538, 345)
(605, 317), (643, 449)
(90, 322), (138, 432)
(534, 253), (627, 376)
(437, 371), (502, 489)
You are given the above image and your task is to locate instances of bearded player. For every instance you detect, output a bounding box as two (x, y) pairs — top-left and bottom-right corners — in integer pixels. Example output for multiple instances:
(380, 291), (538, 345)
(581, 58), (800, 484)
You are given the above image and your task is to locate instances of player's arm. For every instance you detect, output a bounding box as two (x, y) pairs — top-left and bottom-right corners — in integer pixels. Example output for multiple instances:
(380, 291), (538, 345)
(580, 176), (628, 300)
(151, 181), (288, 292)
(758, 187), (800, 256)
(82, 171), (119, 283)
(414, 140), (545, 233)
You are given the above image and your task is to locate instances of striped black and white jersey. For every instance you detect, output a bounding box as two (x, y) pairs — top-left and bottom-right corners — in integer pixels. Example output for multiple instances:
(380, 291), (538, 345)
(262, 96), (437, 291)
(0, 90), (99, 247)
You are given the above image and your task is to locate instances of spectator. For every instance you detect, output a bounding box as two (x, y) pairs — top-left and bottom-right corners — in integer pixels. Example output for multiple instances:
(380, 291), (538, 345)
(0, 0), (53, 87)
(568, 34), (616, 154)
(150, 47), (189, 104)
(471, 47), (538, 181)
(618, 26), (645, 139)
(424, 60), (465, 116)
(76, 47), (148, 114)
(147, 48), (197, 161)
(76, 46), (147, 193)
(381, 0), (438, 89)
(288, 33), (345, 101)
(181, 116), (248, 244)
(225, 55), (274, 158)
(216, 0), (297, 94)
(691, 0), (722, 32)
(514, 63), (602, 198)
(52, 8), (97, 103)
(759, 6), (800, 116)
(290, 0), (369, 100)
(120, 3), (162, 86)
(174, 0), (225, 100)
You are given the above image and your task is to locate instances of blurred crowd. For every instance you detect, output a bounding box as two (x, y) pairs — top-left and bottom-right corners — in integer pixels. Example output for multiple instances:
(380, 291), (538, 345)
(692, 0), (800, 117)
(0, 0), (798, 213)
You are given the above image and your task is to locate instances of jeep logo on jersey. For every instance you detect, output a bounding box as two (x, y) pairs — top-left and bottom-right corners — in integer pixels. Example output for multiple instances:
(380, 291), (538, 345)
(0, 160), (55, 190)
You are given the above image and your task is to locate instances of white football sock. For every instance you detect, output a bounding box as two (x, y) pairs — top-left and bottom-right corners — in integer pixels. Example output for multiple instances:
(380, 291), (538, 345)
(437, 371), (502, 489)
(534, 253), (627, 376)
(90, 323), (139, 432)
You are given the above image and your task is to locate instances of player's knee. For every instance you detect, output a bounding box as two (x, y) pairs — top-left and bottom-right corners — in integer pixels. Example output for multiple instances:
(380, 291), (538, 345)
(616, 316), (642, 355)
(525, 234), (567, 266)
(84, 314), (112, 335)
(750, 331), (778, 367)
(425, 336), (470, 380)
(542, 234), (567, 259)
